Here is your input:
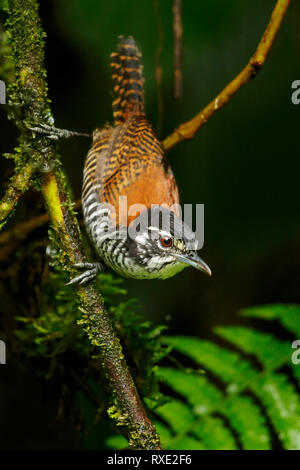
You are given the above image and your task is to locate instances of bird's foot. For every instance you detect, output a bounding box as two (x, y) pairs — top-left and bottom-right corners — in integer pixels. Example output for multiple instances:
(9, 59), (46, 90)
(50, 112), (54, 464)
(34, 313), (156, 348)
(29, 123), (92, 140)
(66, 262), (104, 286)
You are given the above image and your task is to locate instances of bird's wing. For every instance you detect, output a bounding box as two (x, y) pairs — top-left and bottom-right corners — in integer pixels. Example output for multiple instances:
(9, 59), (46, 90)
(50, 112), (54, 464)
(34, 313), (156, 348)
(92, 116), (180, 224)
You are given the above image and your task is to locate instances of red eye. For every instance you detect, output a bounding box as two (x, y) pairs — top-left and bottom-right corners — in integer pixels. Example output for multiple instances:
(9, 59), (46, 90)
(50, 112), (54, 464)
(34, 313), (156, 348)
(160, 236), (173, 248)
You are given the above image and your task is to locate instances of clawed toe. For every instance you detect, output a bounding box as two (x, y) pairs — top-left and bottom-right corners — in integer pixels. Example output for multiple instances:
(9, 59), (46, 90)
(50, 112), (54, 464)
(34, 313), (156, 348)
(29, 124), (60, 140)
(29, 123), (91, 140)
(66, 271), (92, 286)
(73, 262), (97, 269)
(66, 262), (104, 286)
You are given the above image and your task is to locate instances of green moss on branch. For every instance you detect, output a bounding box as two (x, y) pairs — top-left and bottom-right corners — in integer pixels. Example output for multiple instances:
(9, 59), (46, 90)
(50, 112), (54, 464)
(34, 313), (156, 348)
(0, 161), (33, 226)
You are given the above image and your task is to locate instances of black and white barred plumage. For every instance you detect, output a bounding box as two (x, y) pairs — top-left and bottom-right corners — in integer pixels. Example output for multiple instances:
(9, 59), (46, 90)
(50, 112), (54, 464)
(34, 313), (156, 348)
(68, 36), (211, 285)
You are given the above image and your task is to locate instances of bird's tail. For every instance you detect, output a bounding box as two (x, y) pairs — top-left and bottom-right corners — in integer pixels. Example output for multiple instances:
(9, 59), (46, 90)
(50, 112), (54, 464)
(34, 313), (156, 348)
(110, 35), (145, 125)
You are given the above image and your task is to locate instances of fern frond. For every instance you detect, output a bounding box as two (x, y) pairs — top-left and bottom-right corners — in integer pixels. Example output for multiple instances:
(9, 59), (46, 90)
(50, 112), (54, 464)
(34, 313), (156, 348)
(241, 304), (300, 337)
(192, 415), (237, 450)
(250, 373), (300, 450)
(154, 367), (222, 414)
(154, 397), (195, 434)
(215, 326), (290, 370)
(162, 336), (256, 391)
(155, 366), (271, 449)
(159, 327), (300, 450)
(221, 395), (270, 450)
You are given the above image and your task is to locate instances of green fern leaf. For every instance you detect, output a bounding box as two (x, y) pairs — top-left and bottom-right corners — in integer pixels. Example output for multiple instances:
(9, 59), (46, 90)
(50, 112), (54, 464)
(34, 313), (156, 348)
(250, 373), (300, 450)
(155, 366), (271, 449)
(106, 435), (128, 449)
(221, 395), (271, 450)
(155, 367), (222, 415)
(160, 334), (300, 449)
(171, 436), (206, 450)
(154, 397), (195, 434)
(154, 421), (173, 449)
(192, 415), (237, 450)
(241, 304), (300, 337)
(162, 336), (256, 391)
(215, 326), (290, 370)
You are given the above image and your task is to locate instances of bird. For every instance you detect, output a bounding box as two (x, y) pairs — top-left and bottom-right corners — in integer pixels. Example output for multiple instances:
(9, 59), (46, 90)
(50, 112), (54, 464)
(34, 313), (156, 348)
(32, 36), (211, 284)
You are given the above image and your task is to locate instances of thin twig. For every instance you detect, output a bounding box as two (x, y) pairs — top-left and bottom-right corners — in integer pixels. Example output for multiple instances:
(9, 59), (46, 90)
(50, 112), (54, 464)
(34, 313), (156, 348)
(154, 0), (164, 135)
(6, 0), (161, 450)
(163, 0), (290, 151)
(173, 0), (183, 99)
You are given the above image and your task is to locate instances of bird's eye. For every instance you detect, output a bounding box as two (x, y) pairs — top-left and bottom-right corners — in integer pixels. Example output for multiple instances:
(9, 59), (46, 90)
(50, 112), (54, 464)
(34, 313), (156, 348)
(160, 236), (173, 248)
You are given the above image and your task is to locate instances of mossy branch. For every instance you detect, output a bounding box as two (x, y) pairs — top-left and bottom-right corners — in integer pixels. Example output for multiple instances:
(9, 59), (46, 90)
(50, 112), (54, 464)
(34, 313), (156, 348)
(0, 162), (33, 226)
(163, 0), (290, 151)
(5, 0), (161, 450)
(0, 20), (34, 227)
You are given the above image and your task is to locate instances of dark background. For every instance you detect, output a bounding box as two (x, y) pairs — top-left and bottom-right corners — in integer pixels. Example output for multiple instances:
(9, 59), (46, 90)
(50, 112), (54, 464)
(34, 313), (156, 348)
(0, 0), (299, 449)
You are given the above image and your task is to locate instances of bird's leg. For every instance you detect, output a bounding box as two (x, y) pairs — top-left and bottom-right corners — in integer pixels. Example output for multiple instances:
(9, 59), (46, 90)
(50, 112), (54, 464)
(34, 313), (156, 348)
(66, 262), (104, 286)
(29, 123), (92, 140)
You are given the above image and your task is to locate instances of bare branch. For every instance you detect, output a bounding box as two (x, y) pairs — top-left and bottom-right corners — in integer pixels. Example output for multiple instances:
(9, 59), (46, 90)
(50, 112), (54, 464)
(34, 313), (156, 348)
(163, 0), (290, 151)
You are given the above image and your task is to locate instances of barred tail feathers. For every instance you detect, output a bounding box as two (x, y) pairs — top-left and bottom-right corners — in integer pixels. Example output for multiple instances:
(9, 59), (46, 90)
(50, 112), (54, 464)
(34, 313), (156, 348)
(110, 36), (145, 125)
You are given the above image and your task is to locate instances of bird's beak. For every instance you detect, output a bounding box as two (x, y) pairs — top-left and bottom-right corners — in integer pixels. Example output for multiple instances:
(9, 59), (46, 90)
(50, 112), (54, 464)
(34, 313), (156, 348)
(175, 252), (212, 276)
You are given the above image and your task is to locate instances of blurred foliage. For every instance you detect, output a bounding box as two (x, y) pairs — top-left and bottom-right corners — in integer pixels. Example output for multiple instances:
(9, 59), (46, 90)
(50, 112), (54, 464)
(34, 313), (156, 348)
(14, 268), (300, 449)
(0, 1), (8, 12)
(14, 271), (170, 446)
(15, 271), (170, 390)
(105, 304), (300, 450)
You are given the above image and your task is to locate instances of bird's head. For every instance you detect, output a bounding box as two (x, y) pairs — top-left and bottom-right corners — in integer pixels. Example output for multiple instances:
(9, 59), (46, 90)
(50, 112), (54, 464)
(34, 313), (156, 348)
(121, 206), (211, 279)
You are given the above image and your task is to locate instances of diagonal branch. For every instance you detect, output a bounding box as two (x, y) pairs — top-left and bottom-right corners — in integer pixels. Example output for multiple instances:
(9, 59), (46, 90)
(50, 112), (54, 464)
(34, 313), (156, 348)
(163, 0), (290, 152)
(41, 171), (161, 449)
(6, 0), (161, 450)
(0, 162), (34, 226)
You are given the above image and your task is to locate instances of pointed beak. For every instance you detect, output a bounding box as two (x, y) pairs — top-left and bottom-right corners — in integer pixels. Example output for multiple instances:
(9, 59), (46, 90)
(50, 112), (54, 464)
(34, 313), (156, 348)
(175, 252), (212, 276)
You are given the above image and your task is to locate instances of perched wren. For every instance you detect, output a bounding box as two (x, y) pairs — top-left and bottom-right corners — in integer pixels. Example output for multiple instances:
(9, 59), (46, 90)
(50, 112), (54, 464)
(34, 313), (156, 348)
(32, 36), (211, 284)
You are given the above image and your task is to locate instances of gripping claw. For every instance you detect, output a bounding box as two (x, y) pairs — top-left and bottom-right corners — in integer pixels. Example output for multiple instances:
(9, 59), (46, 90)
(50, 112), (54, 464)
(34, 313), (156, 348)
(66, 262), (104, 286)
